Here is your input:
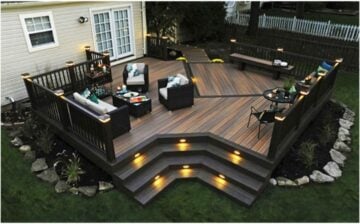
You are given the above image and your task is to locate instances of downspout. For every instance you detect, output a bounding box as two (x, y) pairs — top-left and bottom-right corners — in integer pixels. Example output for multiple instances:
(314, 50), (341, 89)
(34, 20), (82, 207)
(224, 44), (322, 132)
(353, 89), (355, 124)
(141, 1), (147, 56)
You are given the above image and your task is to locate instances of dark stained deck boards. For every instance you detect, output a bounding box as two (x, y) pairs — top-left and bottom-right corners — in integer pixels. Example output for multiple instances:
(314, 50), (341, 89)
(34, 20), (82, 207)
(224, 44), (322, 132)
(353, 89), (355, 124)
(106, 58), (279, 158)
(190, 63), (284, 96)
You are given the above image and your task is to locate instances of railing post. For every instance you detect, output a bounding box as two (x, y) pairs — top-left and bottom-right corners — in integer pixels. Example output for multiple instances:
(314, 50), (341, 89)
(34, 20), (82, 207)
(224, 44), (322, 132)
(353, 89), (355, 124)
(102, 50), (110, 67)
(66, 61), (77, 92)
(85, 46), (91, 61)
(292, 16), (296, 31)
(54, 89), (71, 130)
(99, 115), (116, 162)
(21, 73), (36, 109)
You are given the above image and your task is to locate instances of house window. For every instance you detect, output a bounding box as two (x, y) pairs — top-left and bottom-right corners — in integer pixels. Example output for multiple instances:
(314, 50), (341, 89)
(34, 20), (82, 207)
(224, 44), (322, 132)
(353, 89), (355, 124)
(20, 12), (59, 52)
(92, 6), (134, 60)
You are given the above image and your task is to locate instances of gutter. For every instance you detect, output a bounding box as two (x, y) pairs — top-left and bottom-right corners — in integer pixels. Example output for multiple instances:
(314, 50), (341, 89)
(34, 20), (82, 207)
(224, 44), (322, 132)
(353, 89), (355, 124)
(141, 0), (147, 55)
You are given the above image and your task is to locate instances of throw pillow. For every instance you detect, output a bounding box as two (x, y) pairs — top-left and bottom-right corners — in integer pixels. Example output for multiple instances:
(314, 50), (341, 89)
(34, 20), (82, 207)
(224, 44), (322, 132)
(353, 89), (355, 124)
(81, 88), (91, 98)
(89, 93), (99, 104)
(168, 76), (175, 82)
(167, 77), (181, 88)
(126, 64), (133, 72)
(320, 61), (333, 71)
(133, 69), (141, 77)
(317, 66), (328, 74)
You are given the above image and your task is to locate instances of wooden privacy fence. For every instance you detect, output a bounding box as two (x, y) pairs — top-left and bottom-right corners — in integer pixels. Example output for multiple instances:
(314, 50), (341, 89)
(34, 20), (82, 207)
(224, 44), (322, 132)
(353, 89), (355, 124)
(230, 42), (332, 79)
(267, 61), (340, 159)
(227, 13), (360, 42)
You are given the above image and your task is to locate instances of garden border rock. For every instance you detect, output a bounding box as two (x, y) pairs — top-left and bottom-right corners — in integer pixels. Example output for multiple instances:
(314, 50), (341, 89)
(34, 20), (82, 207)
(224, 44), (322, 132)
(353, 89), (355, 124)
(271, 100), (355, 187)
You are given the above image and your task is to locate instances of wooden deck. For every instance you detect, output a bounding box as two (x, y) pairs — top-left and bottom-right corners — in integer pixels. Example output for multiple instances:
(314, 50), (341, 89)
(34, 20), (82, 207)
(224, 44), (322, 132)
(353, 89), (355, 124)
(190, 63), (283, 96)
(108, 58), (282, 158)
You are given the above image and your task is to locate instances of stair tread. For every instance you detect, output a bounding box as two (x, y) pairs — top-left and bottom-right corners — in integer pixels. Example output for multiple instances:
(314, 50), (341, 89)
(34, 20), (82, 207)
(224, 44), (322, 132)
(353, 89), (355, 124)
(134, 168), (256, 206)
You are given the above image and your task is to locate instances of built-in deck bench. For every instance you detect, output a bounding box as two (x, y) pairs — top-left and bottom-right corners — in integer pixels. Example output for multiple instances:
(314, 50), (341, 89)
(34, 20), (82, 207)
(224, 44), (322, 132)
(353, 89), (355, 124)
(230, 53), (295, 79)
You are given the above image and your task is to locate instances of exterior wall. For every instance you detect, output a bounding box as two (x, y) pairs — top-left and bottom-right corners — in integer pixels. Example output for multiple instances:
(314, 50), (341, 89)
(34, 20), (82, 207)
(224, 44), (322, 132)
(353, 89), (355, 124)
(1, 1), (145, 105)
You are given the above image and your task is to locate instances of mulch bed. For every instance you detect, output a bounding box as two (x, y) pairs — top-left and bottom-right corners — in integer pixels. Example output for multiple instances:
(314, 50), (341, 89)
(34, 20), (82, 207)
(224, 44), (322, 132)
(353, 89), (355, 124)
(272, 100), (345, 179)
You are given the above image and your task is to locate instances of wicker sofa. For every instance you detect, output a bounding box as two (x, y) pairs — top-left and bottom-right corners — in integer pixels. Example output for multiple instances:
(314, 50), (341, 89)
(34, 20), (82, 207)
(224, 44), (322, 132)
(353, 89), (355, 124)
(158, 75), (194, 111)
(71, 92), (131, 138)
(123, 63), (149, 93)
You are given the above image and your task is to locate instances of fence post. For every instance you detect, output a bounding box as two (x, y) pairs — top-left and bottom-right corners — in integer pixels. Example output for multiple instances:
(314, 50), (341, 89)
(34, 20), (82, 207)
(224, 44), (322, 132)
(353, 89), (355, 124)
(85, 46), (91, 60)
(99, 114), (116, 162)
(21, 73), (36, 109)
(66, 61), (77, 92)
(53, 89), (71, 129)
(291, 16), (296, 31)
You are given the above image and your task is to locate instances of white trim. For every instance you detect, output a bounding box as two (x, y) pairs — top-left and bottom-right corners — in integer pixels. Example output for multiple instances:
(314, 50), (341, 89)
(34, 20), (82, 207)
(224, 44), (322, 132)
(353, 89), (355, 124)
(19, 11), (59, 53)
(111, 55), (137, 66)
(89, 4), (135, 60)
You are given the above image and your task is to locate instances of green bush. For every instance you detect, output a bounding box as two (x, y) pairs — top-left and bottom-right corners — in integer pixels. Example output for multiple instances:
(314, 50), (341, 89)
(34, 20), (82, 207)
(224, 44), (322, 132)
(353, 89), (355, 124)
(318, 124), (336, 147)
(36, 126), (54, 154)
(297, 141), (318, 169)
(61, 153), (85, 186)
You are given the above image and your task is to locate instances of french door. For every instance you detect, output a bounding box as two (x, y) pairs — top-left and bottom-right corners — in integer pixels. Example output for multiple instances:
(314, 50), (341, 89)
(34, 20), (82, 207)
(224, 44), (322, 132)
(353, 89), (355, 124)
(92, 7), (133, 60)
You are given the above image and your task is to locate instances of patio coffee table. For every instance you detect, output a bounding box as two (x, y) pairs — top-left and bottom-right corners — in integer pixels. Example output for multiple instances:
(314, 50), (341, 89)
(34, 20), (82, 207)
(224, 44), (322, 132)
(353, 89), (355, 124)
(112, 92), (152, 118)
(263, 88), (295, 110)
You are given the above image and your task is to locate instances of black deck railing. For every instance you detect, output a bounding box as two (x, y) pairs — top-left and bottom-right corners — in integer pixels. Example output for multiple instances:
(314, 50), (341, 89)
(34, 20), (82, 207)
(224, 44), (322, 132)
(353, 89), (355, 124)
(267, 60), (341, 159)
(22, 50), (116, 162)
(146, 36), (174, 60)
(230, 42), (332, 80)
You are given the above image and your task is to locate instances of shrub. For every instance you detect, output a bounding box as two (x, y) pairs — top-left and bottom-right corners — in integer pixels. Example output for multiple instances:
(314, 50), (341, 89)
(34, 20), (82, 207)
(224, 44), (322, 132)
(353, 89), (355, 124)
(62, 153), (85, 186)
(297, 141), (318, 170)
(318, 124), (336, 147)
(36, 126), (54, 154)
(22, 116), (38, 140)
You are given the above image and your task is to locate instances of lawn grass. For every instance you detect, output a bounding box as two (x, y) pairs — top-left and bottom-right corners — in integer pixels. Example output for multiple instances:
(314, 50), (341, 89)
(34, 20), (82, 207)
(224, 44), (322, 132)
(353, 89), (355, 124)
(1, 70), (358, 222)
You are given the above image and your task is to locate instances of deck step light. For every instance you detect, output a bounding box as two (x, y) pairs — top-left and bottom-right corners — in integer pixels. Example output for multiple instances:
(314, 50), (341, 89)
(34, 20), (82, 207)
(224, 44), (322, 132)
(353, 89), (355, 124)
(233, 150), (240, 155)
(219, 174), (226, 179)
(134, 153), (141, 158)
(182, 165), (190, 169)
(154, 175), (160, 180)
(179, 138), (186, 143)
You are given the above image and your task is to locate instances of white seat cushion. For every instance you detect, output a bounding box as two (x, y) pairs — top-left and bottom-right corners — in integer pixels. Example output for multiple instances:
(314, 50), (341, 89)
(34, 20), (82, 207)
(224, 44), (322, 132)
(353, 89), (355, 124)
(159, 87), (168, 100)
(127, 74), (145, 85)
(98, 99), (117, 112)
(176, 74), (189, 85)
(73, 92), (88, 106)
(85, 99), (108, 114)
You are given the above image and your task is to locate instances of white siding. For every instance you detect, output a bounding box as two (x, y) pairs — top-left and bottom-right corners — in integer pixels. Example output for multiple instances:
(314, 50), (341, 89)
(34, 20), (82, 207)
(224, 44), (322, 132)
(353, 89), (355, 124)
(1, 2), (145, 105)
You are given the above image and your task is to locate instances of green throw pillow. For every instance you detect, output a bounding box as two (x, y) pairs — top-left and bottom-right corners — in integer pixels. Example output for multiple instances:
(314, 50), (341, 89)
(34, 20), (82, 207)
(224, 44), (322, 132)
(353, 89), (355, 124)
(133, 69), (140, 76)
(126, 64), (133, 72)
(81, 88), (91, 98)
(89, 93), (99, 104)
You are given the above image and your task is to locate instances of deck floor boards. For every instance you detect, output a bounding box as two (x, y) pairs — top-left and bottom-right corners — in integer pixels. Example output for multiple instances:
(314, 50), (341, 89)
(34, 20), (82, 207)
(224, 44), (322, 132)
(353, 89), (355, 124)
(106, 58), (283, 157)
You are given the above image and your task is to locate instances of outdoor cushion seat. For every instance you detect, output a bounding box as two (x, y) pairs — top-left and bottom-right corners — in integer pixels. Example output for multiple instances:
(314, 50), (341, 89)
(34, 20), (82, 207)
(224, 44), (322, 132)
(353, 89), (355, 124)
(123, 63), (149, 92)
(157, 74), (194, 111)
(72, 92), (131, 138)
(159, 87), (168, 100)
(127, 74), (145, 85)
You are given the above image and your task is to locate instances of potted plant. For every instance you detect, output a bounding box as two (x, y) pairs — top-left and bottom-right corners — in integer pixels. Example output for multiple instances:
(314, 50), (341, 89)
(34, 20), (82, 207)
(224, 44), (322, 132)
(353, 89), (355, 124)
(283, 77), (295, 97)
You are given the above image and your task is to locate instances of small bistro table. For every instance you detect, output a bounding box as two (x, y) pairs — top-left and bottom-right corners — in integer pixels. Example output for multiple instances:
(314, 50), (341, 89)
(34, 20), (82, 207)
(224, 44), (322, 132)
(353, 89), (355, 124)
(112, 91), (152, 118)
(263, 88), (295, 110)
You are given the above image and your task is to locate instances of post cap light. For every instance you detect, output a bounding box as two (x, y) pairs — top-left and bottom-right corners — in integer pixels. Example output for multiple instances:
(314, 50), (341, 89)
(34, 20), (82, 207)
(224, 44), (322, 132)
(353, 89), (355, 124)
(21, 73), (32, 79)
(179, 138), (187, 143)
(103, 50), (110, 56)
(161, 36), (168, 40)
(54, 89), (64, 96)
(134, 153), (141, 158)
(335, 58), (343, 63)
(84, 45), (90, 51)
(154, 175), (160, 180)
(66, 61), (74, 67)
(230, 38), (237, 43)
(275, 115), (286, 121)
(219, 174), (226, 179)
(145, 33), (151, 37)
(233, 150), (241, 155)
(277, 48), (284, 52)
(182, 165), (190, 169)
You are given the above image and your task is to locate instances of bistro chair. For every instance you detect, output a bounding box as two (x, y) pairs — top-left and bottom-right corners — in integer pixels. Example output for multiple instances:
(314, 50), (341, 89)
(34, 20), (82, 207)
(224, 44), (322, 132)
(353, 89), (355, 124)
(247, 106), (282, 139)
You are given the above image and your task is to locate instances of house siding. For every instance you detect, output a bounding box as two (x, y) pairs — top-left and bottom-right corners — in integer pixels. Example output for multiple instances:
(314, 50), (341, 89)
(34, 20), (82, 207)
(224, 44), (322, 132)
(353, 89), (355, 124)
(1, 2), (145, 105)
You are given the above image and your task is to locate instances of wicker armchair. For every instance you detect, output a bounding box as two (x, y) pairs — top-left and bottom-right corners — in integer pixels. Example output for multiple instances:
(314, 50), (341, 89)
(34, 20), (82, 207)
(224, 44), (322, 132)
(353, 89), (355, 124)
(123, 63), (149, 93)
(158, 78), (194, 111)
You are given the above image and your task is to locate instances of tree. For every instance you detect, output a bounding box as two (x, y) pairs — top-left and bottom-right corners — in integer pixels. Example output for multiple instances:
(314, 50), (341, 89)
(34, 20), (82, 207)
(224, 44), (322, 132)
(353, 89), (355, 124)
(146, 2), (178, 44)
(296, 2), (305, 19)
(246, 2), (260, 36)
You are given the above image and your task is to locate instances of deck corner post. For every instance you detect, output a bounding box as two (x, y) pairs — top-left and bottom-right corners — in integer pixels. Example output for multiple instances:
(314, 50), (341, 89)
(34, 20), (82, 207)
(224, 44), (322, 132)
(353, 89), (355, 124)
(99, 115), (116, 162)
(65, 61), (77, 92)
(85, 46), (91, 61)
(21, 73), (36, 109)
(267, 144), (277, 160)
(54, 89), (71, 129)
(102, 50), (110, 67)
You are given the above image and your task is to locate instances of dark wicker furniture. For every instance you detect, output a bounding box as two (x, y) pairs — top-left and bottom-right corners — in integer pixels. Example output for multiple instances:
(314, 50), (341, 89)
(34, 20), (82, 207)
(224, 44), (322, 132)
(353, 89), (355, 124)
(157, 78), (194, 111)
(247, 106), (277, 139)
(112, 94), (152, 118)
(123, 64), (149, 93)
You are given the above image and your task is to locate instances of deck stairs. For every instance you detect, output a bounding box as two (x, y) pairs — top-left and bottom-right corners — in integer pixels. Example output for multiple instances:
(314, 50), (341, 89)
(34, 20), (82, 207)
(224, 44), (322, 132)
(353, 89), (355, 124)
(112, 140), (273, 206)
